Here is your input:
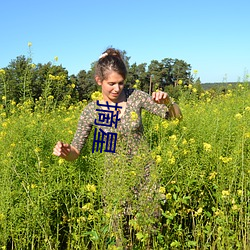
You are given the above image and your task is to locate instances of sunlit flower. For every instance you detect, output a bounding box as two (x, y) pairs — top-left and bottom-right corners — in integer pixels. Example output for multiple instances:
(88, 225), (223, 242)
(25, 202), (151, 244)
(203, 142), (212, 152)
(71, 83), (76, 89)
(28, 42), (32, 47)
(81, 203), (93, 212)
(169, 134), (177, 141)
(2, 96), (6, 100)
(219, 156), (232, 164)
(237, 189), (243, 196)
(168, 156), (175, 165)
(155, 155), (162, 164)
(222, 190), (230, 197)
(133, 84), (138, 89)
(178, 79), (183, 85)
(194, 207), (203, 216)
(54, 56), (58, 62)
(208, 171), (217, 180)
(234, 113), (242, 120)
(165, 193), (172, 199)
(232, 204), (239, 211)
(193, 69), (198, 74)
(245, 106), (250, 112)
(130, 111), (138, 121)
(192, 88), (197, 93)
(91, 91), (103, 101)
(0, 69), (6, 75)
(162, 120), (168, 128)
(86, 184), (97, 193)
(159, 186), (166, 194)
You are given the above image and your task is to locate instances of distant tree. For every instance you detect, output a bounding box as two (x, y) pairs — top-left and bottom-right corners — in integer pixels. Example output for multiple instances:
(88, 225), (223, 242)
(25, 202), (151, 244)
(5, 55), (33, 102)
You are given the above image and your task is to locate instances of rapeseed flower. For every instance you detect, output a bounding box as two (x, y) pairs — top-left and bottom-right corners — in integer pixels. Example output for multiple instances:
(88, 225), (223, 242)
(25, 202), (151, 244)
(219, 156), (232, 164)
(28, 42), (32, 47)
(222, 190), (230, 197)
(208, 171), (217, 180)
(165, 193), (172, 199)
(234, 113), (242, 120)
(162, 120), (168, 128)
(155, 155), (162, 164)
(91, 91), (103, 101)
(178, 79), (183, 85)
(54, 56), (58, 61)
(158, 186), (166, 194)
(0, 69), (5, 75)
(86, 184), (97, 193)
(203, 142), (212, 152)
(130, 111), (138, 121)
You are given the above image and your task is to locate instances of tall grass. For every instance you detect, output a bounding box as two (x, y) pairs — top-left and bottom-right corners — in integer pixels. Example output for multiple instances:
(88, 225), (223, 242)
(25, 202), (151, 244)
(0, 83), (249, 249)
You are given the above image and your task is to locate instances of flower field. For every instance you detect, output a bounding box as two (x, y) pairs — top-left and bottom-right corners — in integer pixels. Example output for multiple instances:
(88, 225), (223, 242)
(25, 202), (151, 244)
(0, 83), (249, 249)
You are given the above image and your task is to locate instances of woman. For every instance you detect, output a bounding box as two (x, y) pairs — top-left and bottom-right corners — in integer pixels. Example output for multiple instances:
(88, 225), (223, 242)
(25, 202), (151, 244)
(53, 47), (182, 247)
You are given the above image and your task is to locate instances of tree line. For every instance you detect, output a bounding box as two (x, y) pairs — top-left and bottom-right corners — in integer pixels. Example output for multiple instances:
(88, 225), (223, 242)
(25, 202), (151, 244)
(0, 51), (200, 106)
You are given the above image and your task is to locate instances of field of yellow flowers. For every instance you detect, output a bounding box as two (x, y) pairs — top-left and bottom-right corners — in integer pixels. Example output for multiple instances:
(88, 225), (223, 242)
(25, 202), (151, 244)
(0, 83), (249, 249)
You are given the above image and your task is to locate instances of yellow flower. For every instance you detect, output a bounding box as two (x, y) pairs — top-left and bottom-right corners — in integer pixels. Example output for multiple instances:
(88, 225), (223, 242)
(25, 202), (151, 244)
(192, 88), (197, 93)
(234, 113), (242, 120)
(193, 69), (198, 74)
(155, 155), (162, 164)
(86, 184), (97, 193)
(0, 69), (6, 75)
(245, 106), (250, 112)
(169, 134), (177, 141)
(130, 111), (138, 121)
(81, 203), (93, 212)
(203, 142), (212, 152)
(158, 186), (166, 194)
(168, 156), (175, 165)
(232, 204), (239, 211)
(162, 120), (168, 128)
(133, 84), (138, 89)
(188, 84), (193, 89)
(219, 156), (232, 164)
(165, 193), (172, 199)
(135, 79), (140, 83)
(195, 207), (203, 216)
(91, 91), (103, 101)
(54, 56), (58, 61)
(208, 171), (217, 180)
(178, 79), (183, 85)
(28, 42), (32, 47)
(222, 190), (230, 197)
(2, 96), (6, 100)
(71, 83), (76, 89)
(237, 189), (243, 196)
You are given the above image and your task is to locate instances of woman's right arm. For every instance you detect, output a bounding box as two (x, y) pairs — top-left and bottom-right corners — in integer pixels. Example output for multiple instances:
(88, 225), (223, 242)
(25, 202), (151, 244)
(53, 141), (80, 161)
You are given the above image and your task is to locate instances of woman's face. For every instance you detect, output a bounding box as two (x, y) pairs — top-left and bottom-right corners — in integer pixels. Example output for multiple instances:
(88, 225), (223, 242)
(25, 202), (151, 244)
(96, 71), (125, 103)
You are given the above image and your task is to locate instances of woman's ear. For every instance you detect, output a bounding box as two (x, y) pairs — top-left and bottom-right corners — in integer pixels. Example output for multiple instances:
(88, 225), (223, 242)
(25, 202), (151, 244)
(95, 76), (102, 86)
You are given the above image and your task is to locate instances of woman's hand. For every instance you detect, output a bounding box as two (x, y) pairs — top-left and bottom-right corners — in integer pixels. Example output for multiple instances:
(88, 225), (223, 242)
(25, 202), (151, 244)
(152, 91), (171, 105)
(53, 141), (80, 161)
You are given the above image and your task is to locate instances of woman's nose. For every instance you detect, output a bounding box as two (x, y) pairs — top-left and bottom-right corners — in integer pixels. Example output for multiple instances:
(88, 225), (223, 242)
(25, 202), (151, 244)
(114, 84), (120, 91)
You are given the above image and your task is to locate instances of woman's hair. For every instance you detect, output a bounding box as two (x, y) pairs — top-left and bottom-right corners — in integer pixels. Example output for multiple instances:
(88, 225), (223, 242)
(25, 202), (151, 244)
(95, 48), (127, 81)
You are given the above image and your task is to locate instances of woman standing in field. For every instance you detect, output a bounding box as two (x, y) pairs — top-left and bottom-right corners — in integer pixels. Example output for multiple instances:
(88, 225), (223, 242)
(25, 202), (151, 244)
(53, 47), (182, 246)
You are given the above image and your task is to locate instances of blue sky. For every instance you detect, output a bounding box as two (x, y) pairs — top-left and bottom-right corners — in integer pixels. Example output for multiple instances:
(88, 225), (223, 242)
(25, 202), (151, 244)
(1, 0), (249, 83)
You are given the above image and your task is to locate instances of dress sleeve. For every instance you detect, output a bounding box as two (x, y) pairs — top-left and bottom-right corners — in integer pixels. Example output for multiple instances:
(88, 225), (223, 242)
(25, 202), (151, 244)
(71, 102), (95, 152)
(135, 90), (169, 119)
